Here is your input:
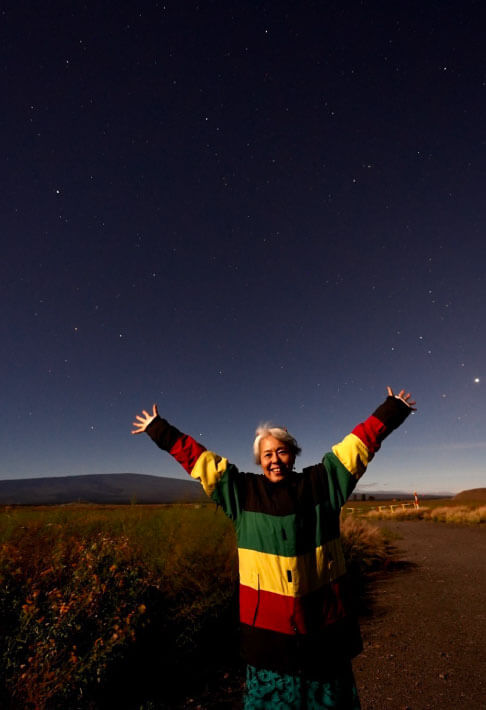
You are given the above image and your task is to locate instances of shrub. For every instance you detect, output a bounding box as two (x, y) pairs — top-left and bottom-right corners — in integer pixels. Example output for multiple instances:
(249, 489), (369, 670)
(0, 506), (238, 709)
(340, 516), (388, 570)
(0, 531), (153, 709)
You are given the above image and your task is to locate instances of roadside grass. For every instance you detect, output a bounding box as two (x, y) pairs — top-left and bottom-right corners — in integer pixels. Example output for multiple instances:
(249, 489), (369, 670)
(365, 507), (429, 521)
(429, 505), (486, 524)
(345, 497), (473, 512)
(345, 500), (486, 524)
(0, 504), (393, 709)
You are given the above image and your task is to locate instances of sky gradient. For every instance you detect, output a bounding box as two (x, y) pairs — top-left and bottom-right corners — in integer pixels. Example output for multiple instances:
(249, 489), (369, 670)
(2, 2), (485, 494)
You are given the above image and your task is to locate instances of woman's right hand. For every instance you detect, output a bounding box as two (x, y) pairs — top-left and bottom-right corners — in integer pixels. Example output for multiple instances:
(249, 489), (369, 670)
(386, 387), (417, 410)
(131, 404), (159, 434)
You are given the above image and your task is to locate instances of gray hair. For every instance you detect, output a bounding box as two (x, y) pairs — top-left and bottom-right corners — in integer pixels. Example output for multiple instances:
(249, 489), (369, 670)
(253, 422), (302, 464)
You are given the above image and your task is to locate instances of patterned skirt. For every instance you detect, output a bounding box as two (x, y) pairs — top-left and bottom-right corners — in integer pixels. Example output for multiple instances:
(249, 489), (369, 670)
(244, 662), (361, 710)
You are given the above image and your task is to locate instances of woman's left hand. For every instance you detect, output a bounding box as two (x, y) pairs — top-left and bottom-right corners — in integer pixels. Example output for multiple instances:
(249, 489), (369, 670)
(387, 386), (417, 410)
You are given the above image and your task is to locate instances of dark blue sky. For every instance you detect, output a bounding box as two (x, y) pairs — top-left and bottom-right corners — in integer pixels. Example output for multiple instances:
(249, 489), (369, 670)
(2, 1), (484, 493)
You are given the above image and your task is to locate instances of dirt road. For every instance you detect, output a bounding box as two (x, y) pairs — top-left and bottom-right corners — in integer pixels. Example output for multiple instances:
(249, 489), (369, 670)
(353, 521), (486, 710)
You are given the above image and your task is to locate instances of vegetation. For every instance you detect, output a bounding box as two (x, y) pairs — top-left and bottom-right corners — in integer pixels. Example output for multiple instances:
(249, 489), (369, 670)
(364, 506), (427, 521)
(0, 503), (393, 709)
(345, 499), (486, 524)
(0, 505), (237, 709)
(429, 505), (486, 524)
(340, 515), (388, 568)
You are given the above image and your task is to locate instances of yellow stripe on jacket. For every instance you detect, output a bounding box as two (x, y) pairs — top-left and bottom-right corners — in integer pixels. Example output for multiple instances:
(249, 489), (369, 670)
(238, 538), (346, 598)
(332, 432), (371, 478)
(190, 450), (229, 497)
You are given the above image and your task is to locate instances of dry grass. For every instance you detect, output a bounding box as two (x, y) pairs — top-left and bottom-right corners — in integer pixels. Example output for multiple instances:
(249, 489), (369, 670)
(429, 505), (486, 524)
(340, 515), (388, 567)
(365, 507), (429, 521)
(362, 504), (485, 524)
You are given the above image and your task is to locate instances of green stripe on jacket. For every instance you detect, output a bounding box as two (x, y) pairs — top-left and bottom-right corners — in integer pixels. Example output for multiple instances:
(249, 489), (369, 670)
(236, 505), (341, 556)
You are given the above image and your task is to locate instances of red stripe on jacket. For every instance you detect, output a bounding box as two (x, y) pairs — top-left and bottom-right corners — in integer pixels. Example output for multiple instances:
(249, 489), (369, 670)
(169, 434), (206, 474)
(351, 415), (386, 455)
(239, 578), (351, 636)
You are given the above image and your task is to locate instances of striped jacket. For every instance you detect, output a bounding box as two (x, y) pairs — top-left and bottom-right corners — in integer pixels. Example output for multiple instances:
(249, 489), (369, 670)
(146, 396), (411, 678)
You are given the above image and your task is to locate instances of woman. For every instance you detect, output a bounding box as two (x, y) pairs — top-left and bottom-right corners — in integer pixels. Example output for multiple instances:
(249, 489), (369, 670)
(132, 386), (416, 709)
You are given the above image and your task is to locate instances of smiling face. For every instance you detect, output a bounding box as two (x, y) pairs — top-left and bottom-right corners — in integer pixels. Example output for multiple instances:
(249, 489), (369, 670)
(259, 435), (296, 482)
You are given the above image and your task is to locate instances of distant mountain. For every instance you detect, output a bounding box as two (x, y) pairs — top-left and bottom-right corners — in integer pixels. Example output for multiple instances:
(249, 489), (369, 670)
(0, 474), (459, 506)
(453, 488), (486, 502)
(0, 473), (207, 505)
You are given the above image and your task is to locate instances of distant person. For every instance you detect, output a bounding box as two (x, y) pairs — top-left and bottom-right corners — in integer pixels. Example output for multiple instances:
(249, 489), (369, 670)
(132, 387), (416, 709)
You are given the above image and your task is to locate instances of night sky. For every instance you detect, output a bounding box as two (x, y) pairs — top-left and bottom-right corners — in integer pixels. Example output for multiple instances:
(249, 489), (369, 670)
(2, 2), (485, 494)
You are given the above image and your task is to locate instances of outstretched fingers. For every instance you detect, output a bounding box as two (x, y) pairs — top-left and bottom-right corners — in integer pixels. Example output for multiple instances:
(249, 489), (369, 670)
(131, 403), (159, 434)
(387, 386), (417, 410)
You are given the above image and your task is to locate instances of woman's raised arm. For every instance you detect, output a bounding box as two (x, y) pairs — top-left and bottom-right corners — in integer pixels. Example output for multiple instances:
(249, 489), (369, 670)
(130, 404), (244, 521)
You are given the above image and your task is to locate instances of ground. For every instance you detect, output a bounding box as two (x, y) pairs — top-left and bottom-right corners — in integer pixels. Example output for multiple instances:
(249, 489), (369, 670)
(172, 520), (485, 709)
(354, 521), (486, 710)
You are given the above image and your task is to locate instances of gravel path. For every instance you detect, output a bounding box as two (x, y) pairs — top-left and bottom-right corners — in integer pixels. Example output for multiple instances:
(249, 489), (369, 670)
(353, 521), (486, 710)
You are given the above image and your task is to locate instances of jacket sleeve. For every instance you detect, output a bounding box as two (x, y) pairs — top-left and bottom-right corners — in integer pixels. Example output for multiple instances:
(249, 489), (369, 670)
(145, 416), (244, 521)
(322, 396), (412, 509)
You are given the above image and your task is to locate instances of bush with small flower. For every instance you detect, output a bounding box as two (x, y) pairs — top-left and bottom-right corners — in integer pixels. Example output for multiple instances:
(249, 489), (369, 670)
(0, 530), (155, 708)
(0, 505), (237, 709)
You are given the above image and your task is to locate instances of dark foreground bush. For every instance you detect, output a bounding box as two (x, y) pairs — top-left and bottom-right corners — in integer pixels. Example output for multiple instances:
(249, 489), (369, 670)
(0, 505), (238, 709)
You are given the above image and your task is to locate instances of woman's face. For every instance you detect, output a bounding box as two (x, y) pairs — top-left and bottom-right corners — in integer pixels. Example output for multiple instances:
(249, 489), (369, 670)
(259, 435), (295, 482)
